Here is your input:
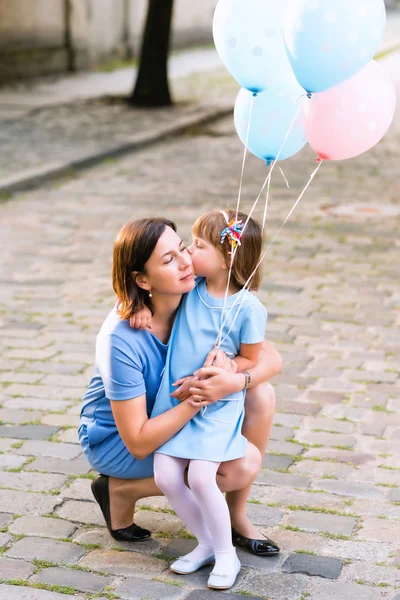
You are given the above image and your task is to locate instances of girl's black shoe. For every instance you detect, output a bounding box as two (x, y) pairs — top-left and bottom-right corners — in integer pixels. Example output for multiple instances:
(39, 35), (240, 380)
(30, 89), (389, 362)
(91, 474), (151, 542)
(232, 527), (280, 556)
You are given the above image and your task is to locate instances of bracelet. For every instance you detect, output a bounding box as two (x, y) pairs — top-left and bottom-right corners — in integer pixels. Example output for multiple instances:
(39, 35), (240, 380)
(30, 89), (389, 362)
(242, 370), (251, 390)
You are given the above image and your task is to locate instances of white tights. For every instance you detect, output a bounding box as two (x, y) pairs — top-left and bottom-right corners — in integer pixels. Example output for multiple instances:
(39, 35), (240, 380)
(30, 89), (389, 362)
(154, 453), (236, 571)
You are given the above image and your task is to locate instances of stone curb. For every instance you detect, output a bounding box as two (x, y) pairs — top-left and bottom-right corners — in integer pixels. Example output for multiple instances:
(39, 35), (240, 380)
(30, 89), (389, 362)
(0, 103), (232, 197)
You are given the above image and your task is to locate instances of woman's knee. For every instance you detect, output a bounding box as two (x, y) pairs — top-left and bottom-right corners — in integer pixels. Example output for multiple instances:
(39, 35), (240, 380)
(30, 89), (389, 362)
(246, 382), (276, 418)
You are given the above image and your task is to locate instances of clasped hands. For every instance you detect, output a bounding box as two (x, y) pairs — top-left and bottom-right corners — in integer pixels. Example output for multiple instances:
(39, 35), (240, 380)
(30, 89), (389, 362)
(170, 346), (241, 408)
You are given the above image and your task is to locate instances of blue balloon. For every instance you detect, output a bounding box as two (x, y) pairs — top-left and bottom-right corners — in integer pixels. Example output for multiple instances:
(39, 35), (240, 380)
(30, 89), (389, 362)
(234, 88), (308, 164)
(213, 0), (300, 94)
(284, 0), (386, 93)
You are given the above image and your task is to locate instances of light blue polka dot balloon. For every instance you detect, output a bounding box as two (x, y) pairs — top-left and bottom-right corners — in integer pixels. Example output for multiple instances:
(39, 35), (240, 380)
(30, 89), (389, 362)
(284, 0), (387, 94)
(234, 88), (308, 164)
(213, 0), (300, 94)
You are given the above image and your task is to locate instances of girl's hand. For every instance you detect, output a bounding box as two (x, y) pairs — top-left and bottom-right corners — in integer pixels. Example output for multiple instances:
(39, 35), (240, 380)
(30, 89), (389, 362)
(187, 367), (245, 405)
(203, 346), (238, 373)
(170, 376), (198, 402)
(129, 307), (152, 330)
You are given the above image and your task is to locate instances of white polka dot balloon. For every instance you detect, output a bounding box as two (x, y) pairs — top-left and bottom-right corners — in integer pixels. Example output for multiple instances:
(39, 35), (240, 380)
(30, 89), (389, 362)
(284, 0), (386, 93)
(302, 60), (396, 160)
(213, 0), (302, 95)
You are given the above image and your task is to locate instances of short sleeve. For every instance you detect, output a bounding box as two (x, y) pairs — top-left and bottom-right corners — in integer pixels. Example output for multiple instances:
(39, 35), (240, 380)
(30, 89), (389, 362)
(97, 333), (146, 401)
(240, 300), (268, 345)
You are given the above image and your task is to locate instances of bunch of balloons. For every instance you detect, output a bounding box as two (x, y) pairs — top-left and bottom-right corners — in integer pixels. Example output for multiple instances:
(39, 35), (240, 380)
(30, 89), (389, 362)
(213, 0), (396, 164)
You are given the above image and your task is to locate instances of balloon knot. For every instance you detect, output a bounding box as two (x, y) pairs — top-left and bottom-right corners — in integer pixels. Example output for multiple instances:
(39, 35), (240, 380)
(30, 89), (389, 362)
(317, 157), (323, 163)
(252, 92), (258, 97)
(307, 92), (312, 99)
(265, 159), (272, 166)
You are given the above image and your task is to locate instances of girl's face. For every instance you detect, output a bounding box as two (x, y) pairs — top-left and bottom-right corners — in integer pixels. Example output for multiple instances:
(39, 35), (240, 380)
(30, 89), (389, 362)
(188, 235), (227, 279)
(142, 227), (195, 296)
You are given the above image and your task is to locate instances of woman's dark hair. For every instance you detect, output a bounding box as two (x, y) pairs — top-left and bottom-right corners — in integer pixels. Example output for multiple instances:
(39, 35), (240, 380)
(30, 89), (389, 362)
(112, 217), (177, 320)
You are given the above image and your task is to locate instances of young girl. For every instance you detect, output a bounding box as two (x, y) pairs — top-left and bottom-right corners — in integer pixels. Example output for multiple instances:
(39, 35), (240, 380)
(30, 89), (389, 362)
(131, 209), (267, 590)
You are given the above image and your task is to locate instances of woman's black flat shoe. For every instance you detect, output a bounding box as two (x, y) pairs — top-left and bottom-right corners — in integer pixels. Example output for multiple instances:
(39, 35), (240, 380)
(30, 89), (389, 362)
(231, 527), (280, 556)
(91, 474), (151, 542)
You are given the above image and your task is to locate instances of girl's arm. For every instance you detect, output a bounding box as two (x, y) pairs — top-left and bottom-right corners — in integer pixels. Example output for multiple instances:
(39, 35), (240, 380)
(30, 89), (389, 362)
(111, 395), (201, 460)
(188, 340), (283, 407)
(233, 342), (263, 372)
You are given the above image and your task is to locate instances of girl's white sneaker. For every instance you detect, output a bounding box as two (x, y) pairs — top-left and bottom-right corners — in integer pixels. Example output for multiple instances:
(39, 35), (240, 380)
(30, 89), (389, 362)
(207, 554), (241, 590)
(170, 553), (215, 575)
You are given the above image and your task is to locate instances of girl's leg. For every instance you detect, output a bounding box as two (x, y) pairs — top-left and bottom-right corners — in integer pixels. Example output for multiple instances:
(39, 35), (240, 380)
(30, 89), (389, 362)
(154, 453), (214, 561)
(188, 460), (237, 574)
(225, 382), (276, 537)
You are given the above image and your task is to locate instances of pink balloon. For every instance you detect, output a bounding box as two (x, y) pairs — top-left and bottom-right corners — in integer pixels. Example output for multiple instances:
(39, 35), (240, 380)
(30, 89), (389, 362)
(302, 61), (396, 161)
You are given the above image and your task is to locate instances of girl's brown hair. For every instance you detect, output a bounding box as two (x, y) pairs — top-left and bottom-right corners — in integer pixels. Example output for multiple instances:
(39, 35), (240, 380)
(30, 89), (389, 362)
(192, 209), (263, 291)
(112, 217), (177, 320)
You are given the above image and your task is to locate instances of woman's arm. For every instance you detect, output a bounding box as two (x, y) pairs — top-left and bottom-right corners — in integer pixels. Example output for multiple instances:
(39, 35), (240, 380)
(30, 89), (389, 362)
(188, 340), (283, 406)
(111, 395), (201, 460)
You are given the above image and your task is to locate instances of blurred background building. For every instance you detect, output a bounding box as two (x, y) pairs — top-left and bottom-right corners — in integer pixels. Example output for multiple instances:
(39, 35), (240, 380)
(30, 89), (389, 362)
(0, 0), (399, 84)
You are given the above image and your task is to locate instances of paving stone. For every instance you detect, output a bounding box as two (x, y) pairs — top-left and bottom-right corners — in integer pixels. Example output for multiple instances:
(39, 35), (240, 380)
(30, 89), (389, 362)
(283, 510), (356, 536)
(0, 533), (11, 547)
(0, 454), (27, 470)
(14, 440), (81, 459)
(25, 456), (91, 475)
(388, 488), (400, 501)
(0, 424), (60, 440)
(267, 440), (305, 456)
(134, 510), (184, 534)
(79, 549), (166, 576)
(282, 553), (343, 579)
(56, 499), (104, 525)
(276, 399), (321, 415)
(292, 460), (353, 478)
(236, 571), (308, 600)
(358, 517), (400, 543)
(273, 414), (303, 428)
(245, 503), (284, 526)
(0, 585), (77, 600)
(9, 516), (77, 539)
(41, 414), (80, 427)
(304, 448), (376, 465)
(0, 557), (35, 579)
(56, 428), (79, 444)
(321, 540), (392, 562)
(6, 537), (85, 565)
(314, 479), (384, 499)
(115, 578), (187, 600)
(73, 528), (162, 555)
(342, 562), (400, 586)
(306, 391), (346, 405)
(256, 470), (310, 489)
(259, 488), (349, 512)
(3, 398), (70, 411)
(0, 488), (62, 515)
(0, 514), (12, 528)
(0, 408), (43, 424)
(306, 580), (387, 600)
(33, 566), (113, 593)
(62, 478), (94, 501)
(295, 432), (356, 448)
(262, 453), (295, 470)
(184, 591), (261, 600)
(304, 416), (355, 434)
(0, 471), (66, 493)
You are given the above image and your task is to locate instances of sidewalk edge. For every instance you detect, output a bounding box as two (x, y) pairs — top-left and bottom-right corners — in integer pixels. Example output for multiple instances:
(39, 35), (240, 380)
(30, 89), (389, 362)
(0, 104), (232, 198)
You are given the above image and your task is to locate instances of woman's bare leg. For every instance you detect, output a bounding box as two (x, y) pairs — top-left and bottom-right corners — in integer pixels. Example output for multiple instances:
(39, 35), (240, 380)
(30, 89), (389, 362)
(109, 476), (161, 530)
(225, 382), (276, 537)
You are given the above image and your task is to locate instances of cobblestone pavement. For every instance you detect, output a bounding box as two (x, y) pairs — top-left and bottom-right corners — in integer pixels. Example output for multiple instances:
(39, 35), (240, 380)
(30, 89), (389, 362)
(0, 48), (400, 600)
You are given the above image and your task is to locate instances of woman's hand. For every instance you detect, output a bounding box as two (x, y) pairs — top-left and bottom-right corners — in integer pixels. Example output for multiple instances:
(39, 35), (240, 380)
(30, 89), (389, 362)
(170, 376), (198, 402)
(186, 367), (245, 407)
(203, 346), (238, 373)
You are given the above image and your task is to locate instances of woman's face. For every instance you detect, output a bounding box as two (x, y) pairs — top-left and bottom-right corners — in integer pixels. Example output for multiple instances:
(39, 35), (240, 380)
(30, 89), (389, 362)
(143, 226), (195, 296)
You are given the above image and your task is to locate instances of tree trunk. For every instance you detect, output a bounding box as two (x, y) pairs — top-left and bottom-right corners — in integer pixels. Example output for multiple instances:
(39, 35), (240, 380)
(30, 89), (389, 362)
(130, 0), (174, 107)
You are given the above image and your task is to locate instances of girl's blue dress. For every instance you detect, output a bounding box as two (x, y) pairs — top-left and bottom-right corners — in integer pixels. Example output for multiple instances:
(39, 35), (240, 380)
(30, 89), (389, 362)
(152, 278), (268, 462)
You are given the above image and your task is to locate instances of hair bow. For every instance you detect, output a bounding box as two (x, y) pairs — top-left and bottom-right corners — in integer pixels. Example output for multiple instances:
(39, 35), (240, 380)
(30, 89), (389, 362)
(220, 218), (243, 250)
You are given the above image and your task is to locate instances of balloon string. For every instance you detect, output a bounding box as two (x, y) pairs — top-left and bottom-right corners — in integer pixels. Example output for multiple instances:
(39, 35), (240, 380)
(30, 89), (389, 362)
(216, 100), (304, 347)
(218, 94), (254, 347)
(278, 165), (290, 188)
(216, 160), (324, 347)
(262, 172), (271, 234)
